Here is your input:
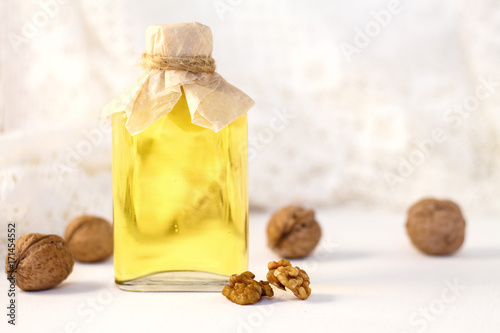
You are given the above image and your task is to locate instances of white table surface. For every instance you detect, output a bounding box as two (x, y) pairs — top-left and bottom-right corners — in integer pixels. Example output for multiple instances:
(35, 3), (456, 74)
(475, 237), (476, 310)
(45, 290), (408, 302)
(1, 208), (499, 333)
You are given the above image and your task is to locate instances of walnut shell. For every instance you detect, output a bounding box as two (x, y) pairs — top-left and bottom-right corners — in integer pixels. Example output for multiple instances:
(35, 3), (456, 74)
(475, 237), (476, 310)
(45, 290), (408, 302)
(266, 206), (322, 259)
(406, 198), (466, 255)
(64, 215), (113, 263)
(5, 233), (74, 291)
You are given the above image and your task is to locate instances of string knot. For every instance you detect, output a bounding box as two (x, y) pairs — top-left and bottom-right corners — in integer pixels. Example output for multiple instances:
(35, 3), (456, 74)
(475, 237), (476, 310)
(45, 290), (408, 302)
(141, 53), (216, 73)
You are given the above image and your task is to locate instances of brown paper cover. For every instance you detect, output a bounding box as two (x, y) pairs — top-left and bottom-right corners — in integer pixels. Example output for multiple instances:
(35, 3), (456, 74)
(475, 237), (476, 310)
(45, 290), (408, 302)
(102, 22), (254, 135)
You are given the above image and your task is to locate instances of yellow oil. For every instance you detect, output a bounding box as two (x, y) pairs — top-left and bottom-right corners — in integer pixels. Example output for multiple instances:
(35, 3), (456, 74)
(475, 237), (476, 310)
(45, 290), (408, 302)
(111, 93), (248, 290)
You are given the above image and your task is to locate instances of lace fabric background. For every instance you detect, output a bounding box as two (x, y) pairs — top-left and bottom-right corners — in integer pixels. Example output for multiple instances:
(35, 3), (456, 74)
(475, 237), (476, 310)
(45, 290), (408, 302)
(1, 0), (500, 248)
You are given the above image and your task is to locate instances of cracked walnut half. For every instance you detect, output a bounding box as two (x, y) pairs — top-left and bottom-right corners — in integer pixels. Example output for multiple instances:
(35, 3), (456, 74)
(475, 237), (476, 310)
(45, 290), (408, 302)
(222, 271), (274, 305)
(266, 259), (311, 300)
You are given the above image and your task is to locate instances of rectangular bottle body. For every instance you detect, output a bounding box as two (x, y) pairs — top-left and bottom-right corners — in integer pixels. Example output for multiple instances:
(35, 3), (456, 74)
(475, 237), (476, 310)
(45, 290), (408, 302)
(112, 94), (248, 291)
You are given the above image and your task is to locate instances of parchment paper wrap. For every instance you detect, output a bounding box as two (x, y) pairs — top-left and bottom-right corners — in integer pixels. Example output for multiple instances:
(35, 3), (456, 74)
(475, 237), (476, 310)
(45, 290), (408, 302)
(102, 22), (254, 135)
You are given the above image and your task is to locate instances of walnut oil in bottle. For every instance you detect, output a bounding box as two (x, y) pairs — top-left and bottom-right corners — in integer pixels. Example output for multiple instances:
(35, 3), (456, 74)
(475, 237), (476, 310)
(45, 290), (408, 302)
(110, 23), (251, 291)
(112, 95), (248, 291)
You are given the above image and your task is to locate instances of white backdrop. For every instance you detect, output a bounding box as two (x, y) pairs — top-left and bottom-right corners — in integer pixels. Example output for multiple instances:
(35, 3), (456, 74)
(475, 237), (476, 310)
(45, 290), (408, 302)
(1, 0), (500, 240)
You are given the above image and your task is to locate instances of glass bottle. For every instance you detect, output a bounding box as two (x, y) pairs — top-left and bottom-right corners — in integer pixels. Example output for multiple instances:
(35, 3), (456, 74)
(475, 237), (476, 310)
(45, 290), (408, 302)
(105, 23), (254, 291)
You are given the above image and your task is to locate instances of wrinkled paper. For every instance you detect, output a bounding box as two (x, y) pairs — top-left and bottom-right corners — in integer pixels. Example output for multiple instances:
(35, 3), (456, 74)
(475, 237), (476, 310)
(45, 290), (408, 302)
(102, 22), (254, 135)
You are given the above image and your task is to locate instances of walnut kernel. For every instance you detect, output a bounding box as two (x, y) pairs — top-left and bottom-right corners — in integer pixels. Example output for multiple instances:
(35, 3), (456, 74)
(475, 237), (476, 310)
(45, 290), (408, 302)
(259, 280), (274, 297)
(222, 271), (274, 305)
(64, 215), (113, 262)
(5, 233), (74, 291)
(406, 198), (466, 255)
(267, 206), (322, 259)
(266, 259), (311, 300)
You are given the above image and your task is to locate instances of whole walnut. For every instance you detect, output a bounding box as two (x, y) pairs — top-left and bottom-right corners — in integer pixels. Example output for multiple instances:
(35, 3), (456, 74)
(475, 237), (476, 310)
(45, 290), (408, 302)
(5, 233), (74, 291)
(64, 215), (113, 262)
(267, 206), (321, 259)
(406, 198), (465, 255)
